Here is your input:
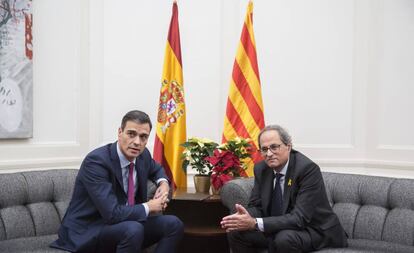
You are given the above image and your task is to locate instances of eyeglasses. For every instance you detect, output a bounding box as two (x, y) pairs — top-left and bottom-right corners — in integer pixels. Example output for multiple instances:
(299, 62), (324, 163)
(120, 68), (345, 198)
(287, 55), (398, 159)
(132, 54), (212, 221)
(259, 143), (284, 155)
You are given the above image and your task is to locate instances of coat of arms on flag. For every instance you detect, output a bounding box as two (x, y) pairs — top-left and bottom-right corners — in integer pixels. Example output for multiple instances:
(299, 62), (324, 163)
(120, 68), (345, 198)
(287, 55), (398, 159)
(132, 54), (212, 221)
(157, 79), (185, 133)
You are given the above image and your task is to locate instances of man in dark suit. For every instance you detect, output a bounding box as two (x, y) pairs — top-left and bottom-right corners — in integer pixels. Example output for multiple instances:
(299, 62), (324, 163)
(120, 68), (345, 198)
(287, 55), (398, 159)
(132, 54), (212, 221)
(51, 110), (183, 253)
(221, 125), (347, 253)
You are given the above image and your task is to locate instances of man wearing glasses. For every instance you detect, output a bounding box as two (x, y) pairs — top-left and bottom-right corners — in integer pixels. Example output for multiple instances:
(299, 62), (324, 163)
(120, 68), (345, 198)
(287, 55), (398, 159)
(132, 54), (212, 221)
(221, 125), (347, 253)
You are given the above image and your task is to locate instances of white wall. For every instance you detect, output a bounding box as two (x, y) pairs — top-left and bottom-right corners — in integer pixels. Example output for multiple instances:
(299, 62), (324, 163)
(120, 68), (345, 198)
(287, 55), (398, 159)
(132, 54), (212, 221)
(1, 0), (413, 181)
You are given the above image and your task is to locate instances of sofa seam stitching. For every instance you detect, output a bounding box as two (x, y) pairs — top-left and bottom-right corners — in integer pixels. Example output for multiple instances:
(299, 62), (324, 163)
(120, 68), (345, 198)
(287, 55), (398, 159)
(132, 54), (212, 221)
(0, 212), (6, 240)
(21, 172), (37, 237)
(381, 178), (394, 242)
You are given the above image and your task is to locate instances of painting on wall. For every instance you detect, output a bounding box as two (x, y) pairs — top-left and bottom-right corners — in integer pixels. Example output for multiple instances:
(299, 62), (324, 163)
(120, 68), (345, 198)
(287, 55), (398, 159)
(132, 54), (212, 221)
(0, 0), (33, 139)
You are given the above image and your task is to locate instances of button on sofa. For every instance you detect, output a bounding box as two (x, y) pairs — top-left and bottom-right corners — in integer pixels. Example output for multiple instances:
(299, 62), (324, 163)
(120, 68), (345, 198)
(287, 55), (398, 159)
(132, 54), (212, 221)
(220, 172), (414, 253)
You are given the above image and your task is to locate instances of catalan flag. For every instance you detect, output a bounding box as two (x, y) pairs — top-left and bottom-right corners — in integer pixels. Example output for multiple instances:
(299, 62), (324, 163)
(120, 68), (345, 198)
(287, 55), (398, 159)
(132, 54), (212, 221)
(222, 1), (265, 176)
(154, 2), (187, 189)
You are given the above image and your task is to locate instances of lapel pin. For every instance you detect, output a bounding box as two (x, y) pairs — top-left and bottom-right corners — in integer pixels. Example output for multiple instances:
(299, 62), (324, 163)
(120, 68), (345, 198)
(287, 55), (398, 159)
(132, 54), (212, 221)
(288, 179), (292, 186)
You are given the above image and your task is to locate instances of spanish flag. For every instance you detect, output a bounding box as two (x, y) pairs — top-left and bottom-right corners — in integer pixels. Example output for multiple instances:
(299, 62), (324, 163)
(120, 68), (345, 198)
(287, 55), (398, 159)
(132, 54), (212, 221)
(222, 1), (265, 176)
(154, 2), (187, 189)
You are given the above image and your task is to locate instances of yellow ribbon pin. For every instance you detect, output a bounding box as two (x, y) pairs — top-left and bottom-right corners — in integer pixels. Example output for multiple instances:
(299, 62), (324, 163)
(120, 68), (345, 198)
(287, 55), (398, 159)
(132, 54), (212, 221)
(288, 179), (292, 186)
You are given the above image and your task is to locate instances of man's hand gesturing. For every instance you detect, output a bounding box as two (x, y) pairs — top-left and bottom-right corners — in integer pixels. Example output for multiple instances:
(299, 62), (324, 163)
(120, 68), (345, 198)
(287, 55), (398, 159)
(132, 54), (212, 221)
(147, 192), (169, 213)
(220, 204), (256, 232)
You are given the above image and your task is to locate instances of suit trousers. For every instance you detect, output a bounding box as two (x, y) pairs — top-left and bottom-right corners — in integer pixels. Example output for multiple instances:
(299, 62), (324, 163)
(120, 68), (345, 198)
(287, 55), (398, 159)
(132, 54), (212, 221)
(228, 229), (313, 253)
(96, 215), (183, 253)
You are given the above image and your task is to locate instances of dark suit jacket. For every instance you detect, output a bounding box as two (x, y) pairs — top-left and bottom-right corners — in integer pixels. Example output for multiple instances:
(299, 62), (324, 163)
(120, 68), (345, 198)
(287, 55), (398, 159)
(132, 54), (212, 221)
(50, 142), (167, 252)
(247, 149), (347, 250)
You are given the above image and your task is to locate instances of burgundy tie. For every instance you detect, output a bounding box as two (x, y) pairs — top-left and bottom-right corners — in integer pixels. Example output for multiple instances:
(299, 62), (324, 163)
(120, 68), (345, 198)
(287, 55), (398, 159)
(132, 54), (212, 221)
(127, 162), (135, 206)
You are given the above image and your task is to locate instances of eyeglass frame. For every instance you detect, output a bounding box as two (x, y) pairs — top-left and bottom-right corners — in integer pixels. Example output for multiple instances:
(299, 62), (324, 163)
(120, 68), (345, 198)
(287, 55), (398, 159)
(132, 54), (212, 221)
(258, 143), (286, 155)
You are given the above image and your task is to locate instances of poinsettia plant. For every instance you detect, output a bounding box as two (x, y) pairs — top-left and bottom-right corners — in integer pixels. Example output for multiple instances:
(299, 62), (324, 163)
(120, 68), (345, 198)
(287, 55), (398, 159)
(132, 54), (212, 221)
(205, 137), (252, 190)
(181, 137), (219, 175)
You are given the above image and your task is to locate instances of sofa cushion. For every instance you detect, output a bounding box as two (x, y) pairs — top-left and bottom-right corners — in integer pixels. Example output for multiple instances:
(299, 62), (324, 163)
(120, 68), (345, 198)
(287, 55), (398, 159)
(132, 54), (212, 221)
(382, 208), (414, 246)
(331, 203), (358, 239)
(346, 239), (414, 253)
(353, 205), (387, 241)
(383, 178), (414, 246)
(0, 206), (35, 239)
(0, 170), (77, 241)
(27, 202), (61, 236)
(0, 234), (65, 253)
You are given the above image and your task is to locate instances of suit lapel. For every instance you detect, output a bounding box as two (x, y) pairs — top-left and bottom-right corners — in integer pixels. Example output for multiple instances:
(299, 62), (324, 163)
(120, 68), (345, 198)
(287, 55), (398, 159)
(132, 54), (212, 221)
(110, 142), (126, 197)
(282, 151), (296, 213)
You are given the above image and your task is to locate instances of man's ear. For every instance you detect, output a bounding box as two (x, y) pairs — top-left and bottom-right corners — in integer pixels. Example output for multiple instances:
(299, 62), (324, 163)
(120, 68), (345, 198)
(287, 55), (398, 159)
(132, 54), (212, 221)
(118, 127), (122, 136)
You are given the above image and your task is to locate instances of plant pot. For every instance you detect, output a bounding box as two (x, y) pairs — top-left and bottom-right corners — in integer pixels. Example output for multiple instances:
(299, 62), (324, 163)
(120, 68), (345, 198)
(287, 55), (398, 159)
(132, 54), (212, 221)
(193, 174), (211, 193)
(210, 185), (220, 195)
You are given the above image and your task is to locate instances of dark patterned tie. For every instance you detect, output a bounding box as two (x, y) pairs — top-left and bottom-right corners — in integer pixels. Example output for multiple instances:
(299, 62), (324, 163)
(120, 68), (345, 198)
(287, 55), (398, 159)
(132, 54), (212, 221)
(270, 173), (283, 216)
(127, 163), (135, 206)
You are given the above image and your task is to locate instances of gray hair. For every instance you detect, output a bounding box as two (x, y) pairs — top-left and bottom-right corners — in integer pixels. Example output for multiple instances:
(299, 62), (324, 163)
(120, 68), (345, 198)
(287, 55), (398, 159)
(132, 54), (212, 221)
(258, 125), (292, 148)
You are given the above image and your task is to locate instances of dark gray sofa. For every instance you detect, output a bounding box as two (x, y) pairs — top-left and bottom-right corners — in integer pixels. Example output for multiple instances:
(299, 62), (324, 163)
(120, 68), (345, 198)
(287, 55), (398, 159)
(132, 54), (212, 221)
(0, 169), (157, 253)
(220, 172), (414, 253)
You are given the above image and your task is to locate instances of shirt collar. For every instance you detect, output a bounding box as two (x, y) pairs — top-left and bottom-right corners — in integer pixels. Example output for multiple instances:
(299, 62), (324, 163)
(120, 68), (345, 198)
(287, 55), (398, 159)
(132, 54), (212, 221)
(116, 142), (135, 168)
(274, 159), (289, 176)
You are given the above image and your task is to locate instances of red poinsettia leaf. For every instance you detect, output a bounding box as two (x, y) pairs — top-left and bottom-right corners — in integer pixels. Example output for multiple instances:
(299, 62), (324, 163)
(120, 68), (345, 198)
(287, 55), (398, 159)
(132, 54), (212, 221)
(219, 173), (233, 184)
(211, 173), (222, 190)
(239, 168), (248, 177)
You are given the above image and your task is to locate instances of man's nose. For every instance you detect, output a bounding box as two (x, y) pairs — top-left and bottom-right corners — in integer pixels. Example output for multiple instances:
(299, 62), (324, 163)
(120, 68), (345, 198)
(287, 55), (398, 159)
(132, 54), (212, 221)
(265, 149), (274, 156)
(132, 136), (141, 145)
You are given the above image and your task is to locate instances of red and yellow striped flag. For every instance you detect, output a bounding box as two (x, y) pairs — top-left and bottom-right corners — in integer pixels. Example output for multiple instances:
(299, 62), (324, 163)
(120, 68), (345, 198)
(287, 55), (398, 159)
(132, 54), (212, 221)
(154, 2), (187, 189)
(222, 1), (265, 176)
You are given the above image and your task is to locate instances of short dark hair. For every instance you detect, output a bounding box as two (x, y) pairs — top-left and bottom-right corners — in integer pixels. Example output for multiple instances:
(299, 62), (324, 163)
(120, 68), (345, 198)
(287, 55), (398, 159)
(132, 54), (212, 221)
(258, 124), (292, 148)
(121, 110), (152, 131)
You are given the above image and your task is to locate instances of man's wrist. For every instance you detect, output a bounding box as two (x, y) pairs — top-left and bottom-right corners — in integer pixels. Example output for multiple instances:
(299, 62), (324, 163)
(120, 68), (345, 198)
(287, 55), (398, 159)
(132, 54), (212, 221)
(157, 179), (169, 187)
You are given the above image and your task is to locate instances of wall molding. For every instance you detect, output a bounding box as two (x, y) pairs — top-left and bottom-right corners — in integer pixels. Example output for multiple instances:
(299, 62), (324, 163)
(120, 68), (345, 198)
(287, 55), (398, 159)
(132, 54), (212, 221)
(317, 158), (414, 170)
(296, 144), (355, 149)
(0, 157), (82, 172)
(1, 141), (80, 149)
(377, 145), (414, 151)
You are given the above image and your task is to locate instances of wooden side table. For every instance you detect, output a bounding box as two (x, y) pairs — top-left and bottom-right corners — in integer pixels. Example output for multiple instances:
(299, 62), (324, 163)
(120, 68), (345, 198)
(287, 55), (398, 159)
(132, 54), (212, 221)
(164, 188), (230, 253)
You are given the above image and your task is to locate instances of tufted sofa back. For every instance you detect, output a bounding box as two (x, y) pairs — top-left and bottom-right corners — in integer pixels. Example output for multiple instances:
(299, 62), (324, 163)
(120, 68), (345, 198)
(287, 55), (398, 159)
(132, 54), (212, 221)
(0, 169), (77, 241)
(323, 172), (414, 247)
(220, 172), (414, 252)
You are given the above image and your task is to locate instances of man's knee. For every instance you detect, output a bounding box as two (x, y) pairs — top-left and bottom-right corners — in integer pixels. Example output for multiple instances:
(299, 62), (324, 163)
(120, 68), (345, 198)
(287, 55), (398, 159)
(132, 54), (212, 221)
(123, 221), (145, 242)
(227, 230), (243, 244)
(163, 215), (184, 236)
(273, 230), (302, 252)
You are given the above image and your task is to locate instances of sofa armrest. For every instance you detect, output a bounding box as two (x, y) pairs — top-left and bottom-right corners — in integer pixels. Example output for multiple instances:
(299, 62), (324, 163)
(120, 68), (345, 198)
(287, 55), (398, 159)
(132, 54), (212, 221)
(147, 180), (157, 199)
(146, 180), (174, 200)
(220, 177), (254, 213)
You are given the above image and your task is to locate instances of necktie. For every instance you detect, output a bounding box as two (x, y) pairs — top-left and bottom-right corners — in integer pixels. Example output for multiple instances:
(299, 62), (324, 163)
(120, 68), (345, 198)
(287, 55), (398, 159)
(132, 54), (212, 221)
(127, 162), (135, 206)
(270, 173), (283, 216)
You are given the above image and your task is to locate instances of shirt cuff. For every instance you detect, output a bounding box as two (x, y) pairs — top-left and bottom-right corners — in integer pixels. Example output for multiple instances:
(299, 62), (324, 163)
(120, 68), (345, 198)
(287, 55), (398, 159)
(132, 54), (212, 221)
(256, 218), (264, 232)
(143, 203), (149, 216)
(156, 178), (169, 185)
